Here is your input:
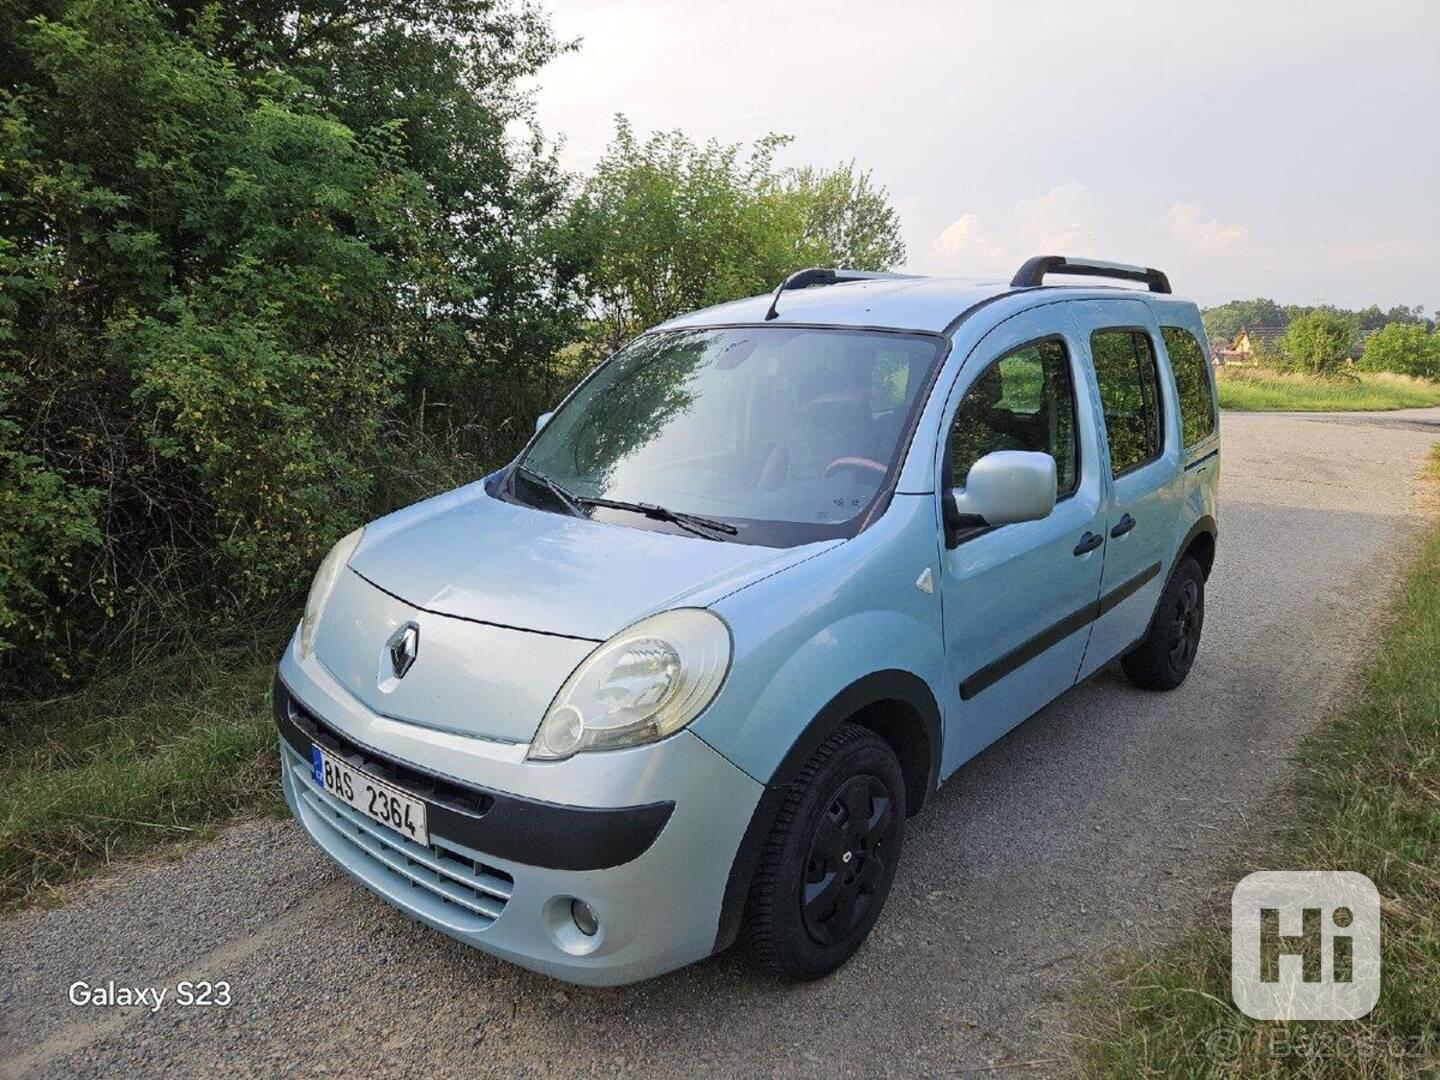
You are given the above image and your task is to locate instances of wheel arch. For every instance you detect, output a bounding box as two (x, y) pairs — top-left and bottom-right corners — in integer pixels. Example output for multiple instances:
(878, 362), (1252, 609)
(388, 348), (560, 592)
(1133, 514), (1218, 650)
(1179, 514), (1218, 579)
(712, 669), (941, 953)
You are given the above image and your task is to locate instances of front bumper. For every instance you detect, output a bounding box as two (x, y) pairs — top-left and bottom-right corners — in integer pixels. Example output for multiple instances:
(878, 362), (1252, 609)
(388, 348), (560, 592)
(276, 640), (764, 986)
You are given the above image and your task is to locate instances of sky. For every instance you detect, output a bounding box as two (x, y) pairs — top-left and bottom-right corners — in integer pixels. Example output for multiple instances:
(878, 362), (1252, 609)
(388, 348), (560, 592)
(529, 0), (1439, 311)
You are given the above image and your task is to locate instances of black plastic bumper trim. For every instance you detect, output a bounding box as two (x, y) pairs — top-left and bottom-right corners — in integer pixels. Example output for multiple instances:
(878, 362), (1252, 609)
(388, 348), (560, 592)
(274, 675), (674, 872)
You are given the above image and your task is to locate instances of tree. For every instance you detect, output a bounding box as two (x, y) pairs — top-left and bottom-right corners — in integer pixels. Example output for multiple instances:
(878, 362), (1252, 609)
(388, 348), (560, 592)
(1203, 298), (1433, 348)
(1201, 299), (1289, 346)
(1278, 310), (1357, 375)
(565, 117), (907, 354)
(1360, 323), (1440, 378)
(783, 161), (906, 271)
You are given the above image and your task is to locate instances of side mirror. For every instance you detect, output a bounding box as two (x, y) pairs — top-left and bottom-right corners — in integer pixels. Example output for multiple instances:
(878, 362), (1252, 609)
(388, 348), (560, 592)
(534, 411), (555, 434)
(949, 450), (1057, 529)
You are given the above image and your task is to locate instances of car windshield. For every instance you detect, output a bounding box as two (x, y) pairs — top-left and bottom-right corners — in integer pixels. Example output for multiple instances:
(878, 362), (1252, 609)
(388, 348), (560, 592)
(513, 326), (945, 546)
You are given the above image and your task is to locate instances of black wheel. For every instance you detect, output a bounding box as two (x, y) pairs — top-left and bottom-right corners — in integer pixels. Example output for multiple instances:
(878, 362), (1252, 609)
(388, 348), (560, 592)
(1121, 556), (1205, 690)
(745, 723), (905, 979)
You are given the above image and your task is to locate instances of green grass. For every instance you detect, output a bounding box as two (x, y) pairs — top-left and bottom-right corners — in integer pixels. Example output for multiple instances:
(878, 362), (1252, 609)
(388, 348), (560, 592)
(0, 629), (288, 906)
(1217, 367), (1440, 412)
(1081, 447), (1440, 1077)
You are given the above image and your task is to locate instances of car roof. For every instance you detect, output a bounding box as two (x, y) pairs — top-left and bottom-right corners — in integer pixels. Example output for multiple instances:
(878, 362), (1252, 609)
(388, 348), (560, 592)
(655, 274), (1197, 337)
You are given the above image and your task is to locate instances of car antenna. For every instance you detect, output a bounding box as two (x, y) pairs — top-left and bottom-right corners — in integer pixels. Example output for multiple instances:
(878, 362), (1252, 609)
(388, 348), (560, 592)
(763, 268), (918, 321)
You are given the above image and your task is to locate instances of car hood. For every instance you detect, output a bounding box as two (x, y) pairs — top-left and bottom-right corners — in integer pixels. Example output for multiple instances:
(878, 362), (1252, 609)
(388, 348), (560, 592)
(348, 480), (832, 641)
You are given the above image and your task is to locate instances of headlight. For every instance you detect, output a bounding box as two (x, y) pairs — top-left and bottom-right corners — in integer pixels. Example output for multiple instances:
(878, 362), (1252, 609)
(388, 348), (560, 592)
(529, 608), (732, 760)
(298, 527), (365, 660)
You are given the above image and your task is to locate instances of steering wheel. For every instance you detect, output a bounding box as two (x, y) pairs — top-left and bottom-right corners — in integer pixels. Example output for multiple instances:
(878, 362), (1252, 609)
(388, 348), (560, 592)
(823, 456), (888, 479)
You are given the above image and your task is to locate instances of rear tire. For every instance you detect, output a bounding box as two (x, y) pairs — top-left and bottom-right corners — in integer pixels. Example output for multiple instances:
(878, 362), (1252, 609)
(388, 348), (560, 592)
(745, 723), (905, 980)
(1121, 556), (1205, 690)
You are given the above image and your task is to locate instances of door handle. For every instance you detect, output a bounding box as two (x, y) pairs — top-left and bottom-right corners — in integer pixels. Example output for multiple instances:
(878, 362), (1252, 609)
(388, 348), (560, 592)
(1111, 513), (1137, 539)
(1073, 531), (1103, 556)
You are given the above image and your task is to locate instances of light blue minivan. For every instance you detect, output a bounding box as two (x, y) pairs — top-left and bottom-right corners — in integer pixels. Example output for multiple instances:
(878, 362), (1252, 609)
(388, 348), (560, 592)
(275, 256), (1220, 985)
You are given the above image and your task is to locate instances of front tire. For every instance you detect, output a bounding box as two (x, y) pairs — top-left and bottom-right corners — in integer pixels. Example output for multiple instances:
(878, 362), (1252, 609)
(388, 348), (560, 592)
(1121, 556), (1205, 690)
(745, 723), (905, 980)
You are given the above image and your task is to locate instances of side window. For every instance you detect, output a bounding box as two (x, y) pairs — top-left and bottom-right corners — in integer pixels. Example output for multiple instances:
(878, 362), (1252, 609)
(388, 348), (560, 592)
(949, 338), (1079, 499)
(1161, 327), (1217, 448)
(1091, 329), (1164, 477)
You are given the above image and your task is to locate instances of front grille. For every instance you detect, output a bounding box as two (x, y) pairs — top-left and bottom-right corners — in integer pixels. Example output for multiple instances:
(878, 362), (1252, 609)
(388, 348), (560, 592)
(286, 747), (514, 930)
(288, 695), (495, 819)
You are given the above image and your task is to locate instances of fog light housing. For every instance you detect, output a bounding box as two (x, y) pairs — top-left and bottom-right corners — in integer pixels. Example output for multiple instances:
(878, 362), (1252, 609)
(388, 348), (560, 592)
(571, 898), (599, 937)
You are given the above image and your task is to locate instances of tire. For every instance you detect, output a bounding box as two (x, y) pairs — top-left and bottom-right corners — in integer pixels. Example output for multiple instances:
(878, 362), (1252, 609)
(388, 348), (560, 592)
(745, 723), (906, 980)
(1121, 556), (1205, 690)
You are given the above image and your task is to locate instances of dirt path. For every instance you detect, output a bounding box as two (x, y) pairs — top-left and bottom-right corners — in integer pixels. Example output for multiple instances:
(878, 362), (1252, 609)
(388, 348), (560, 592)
(4, 407), (1438, 1078)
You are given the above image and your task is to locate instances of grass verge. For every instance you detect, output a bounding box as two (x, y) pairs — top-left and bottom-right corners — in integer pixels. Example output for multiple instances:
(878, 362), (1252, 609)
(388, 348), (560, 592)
(1080, 447), (1440, 1077)
(1216, 368), (1440, 412)
(0, 627), (288, 906)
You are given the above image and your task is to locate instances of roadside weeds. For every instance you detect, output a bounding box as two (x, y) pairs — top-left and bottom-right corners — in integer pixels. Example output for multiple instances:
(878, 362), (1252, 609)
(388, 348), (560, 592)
(0, 632), (287, 907)
(1077, 447), (1440, 1078)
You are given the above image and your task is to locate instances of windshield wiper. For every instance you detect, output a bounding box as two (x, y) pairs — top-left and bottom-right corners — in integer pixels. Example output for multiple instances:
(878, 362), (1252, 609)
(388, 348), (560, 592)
(513, 465), (588, 519)
(579, 496), (739, 541)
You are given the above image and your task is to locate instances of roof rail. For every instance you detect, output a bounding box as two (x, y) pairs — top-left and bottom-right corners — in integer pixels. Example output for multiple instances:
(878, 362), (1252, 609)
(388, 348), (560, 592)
(1010, 255), (1171, 294)
(763, 268), (918, 321)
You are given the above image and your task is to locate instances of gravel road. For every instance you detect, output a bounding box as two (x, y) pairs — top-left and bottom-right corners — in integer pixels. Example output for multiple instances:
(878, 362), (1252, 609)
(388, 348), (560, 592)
(4, 406), (1439, 1078)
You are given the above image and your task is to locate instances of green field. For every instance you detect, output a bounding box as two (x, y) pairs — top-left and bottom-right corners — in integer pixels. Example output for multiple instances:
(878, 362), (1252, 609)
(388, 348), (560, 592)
(1217, 367), (1440, 412)
(1081, 448), (1440, 1077)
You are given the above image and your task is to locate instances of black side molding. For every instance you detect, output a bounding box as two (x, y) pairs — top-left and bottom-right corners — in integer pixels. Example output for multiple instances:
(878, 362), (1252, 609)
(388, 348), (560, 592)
(1184, 448), (1219, 472)
(274, 676), (674, 872)
(960, 561), (1162, 700)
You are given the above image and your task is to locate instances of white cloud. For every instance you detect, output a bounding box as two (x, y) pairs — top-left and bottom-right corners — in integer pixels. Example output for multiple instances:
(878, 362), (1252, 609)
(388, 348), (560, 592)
(1009, 183), (1100, 256)
(931, 213), (1010, 269)
(929, 183), (1099, 274)
(1166, 202), (1249, 254)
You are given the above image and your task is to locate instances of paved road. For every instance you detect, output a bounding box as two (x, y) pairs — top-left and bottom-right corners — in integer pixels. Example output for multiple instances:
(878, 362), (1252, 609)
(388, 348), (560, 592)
(4, 407), (1439, 1078)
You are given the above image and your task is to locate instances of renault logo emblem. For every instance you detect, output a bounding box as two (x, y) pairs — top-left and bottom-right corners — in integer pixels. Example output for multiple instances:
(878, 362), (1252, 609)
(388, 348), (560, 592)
(386, 623), (420, 681)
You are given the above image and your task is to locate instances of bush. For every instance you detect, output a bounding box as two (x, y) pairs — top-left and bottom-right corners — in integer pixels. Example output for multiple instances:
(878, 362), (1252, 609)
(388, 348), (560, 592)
(1360, 322), (1440, 379)
(0, 374), (102, 676)
(0, 0), (578, 687)
(0, 5), (909, 692)
(1275, 310), (1357, 376)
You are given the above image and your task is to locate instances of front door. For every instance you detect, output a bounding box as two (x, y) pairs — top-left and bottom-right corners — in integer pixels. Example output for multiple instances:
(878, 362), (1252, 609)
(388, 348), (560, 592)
(1064, 299), (1185, 679)
(937, 307), (1107, 778)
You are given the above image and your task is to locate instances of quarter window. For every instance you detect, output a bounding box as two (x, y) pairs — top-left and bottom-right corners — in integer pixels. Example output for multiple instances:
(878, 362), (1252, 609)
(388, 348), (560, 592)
(1161, 327), (1217, 448)
(949, 338), (1079, 499)
(1091, 329), (1164, 476)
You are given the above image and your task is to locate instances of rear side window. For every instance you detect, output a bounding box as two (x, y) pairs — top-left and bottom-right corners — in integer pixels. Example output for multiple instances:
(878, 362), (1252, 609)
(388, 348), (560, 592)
(1091, 329), (1164, 477)
(949, 337), (1079, 499)
(1161, 327), (1217, 448)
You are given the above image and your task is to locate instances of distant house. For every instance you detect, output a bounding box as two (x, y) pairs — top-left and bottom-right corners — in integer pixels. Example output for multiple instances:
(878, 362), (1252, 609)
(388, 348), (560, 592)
(1214, 326), (1285, 366)
(1212, 323), (1365, 366)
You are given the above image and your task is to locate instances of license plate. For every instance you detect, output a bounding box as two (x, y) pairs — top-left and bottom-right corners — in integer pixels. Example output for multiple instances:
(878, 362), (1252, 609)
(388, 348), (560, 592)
(311, 745), (429, 847)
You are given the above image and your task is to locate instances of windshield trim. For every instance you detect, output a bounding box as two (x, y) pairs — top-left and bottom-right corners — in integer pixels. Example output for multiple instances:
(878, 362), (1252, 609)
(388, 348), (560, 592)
(499, 324), (952, 548)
